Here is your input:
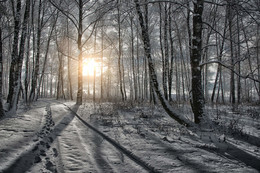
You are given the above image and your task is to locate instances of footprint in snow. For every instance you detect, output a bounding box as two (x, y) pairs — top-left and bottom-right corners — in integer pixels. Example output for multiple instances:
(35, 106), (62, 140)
(40, 149), (46, 156)
(32, 144), (39, 152)
(45, 161), (57, 173)
(46, 143), (51, 149)
(48, 137), (53, 143)
(52, 148), (58, 157)
(34, 155), (41, 163)
(40, 140), (45, 146)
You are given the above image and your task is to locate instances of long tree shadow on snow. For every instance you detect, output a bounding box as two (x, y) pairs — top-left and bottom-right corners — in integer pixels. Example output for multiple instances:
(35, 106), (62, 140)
(147, 128), (260, 172)
(144, 131), (211, 172)
(2, 104), (79, 173)
(214, 121), (260, 148)
(92, 120), (114, 172)
(198, 141), (260, 171)
(187, 123), (260, 172)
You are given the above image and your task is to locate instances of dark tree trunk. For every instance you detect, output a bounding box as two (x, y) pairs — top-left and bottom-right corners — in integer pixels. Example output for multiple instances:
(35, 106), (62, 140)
(24, 0), (35, 103)
(257, 25), (260, 98)
(159, 3), (166, 100)
(236, 10), (241, 104)
(24, 24), (31, 103)
(163, 3), (169, 100)
(117, 4), (124, 101)
(29, 0), (43, 102)
(7, 0), (22, 110)
(190, 0), (205, 124)
(228, 2), (236, 106)
(8, 0), (30, 111)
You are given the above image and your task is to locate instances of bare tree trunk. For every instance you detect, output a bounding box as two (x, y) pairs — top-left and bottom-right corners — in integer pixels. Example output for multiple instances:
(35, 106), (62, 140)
(236, 9), (241, 104)
(41, 75), (44, 98)
(144, 53), (148, 100)
(93, 28), (97, 102)
(56, 64), (60, 100)
(50, 65), (53, 97)
(107, 52), (112, 100)
(186, 0), (192, 104)
(56, 53), (65, 100)
(46, 74), (49, 97)
(67, 18), (73, 100)
(100, 20), (104, 100)
(29, 0), (43, 102)
(217, 69), (225, 104)
(159, 3), (166, 100)
(24, 0), (34, 103)
(175, 21), (187, 101)
(117, 4), (124, 101)
(24, 29), (31, 102)
(163, 3), (169, 100)
(76, 0), (83, 105)
(228, 2), (236, 106)
(134, 0), (192, 126)
(0, 17), (5, 117)
(7, 0), (21, 110)
(136, 26), (141, 101)
(168, 4), (174, 102)
(202, 26), (213, 102)
(241, 19), (260, 99)
(122, 51), (127, 100)
(181, 59), (186, 101)
(211, 12), (228, 103)
(8, 0), (30, 111)
(54, 73), (57, 98)
(175, 52), (180, 102)
(130, 16), (137, 101)
(190, 0), (205, 123)
(36, 12), (58, 100)
(257, 25), (260, 99)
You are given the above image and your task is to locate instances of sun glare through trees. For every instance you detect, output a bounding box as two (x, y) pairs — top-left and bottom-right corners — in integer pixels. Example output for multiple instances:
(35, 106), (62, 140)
(0, 0), (259, 123)
(83, 58), (97, 77)
(0, 0), (260, 172)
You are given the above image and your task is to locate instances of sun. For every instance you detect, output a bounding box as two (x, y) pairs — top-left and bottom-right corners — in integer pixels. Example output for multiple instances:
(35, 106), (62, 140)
(83, 58), (96, 76)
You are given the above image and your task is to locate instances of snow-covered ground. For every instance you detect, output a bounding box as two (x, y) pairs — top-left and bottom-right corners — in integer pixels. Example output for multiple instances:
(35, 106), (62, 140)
(0, 99), (259, 172)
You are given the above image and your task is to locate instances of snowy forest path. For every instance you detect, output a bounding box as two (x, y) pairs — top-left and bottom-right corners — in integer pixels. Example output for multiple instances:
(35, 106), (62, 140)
(0, 99), (155, 173)
(51, 100), (158, 173)
(0, 99), (259, 172)
(0, 100), (52, 173)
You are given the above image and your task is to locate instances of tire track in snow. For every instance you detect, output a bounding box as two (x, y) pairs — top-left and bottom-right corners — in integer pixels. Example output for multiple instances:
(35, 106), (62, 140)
(61, 102), (161, 173)
(72, 118), (115, 172)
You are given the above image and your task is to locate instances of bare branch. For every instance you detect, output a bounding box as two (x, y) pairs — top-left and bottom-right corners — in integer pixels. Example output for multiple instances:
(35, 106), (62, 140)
(48, 0), (79, 30)
(200, 60), (260, 83)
